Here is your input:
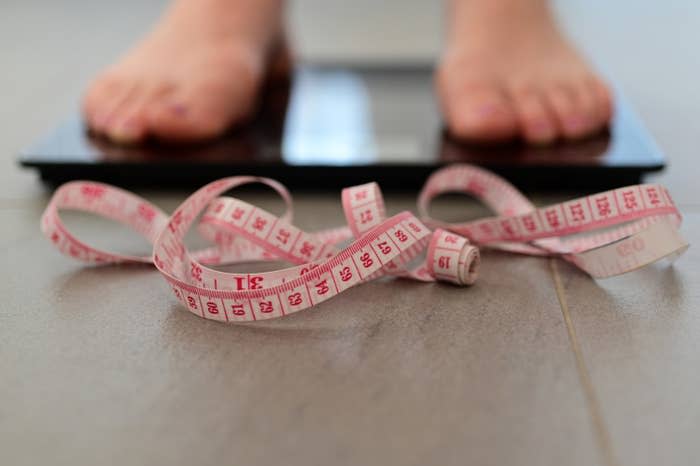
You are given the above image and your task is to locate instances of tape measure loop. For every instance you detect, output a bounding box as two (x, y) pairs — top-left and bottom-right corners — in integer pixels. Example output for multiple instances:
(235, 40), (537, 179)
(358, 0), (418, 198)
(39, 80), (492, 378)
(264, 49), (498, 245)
(41, 164), (688, 322)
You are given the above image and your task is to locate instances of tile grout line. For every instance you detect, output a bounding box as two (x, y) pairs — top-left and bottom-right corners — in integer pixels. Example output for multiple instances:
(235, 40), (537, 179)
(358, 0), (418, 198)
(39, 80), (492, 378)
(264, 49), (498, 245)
(549, 258), (620, 466)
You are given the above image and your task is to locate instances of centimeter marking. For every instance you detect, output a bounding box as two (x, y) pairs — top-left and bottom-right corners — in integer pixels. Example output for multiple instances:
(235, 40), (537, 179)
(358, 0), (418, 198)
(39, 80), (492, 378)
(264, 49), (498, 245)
(41, 165), (687, 323)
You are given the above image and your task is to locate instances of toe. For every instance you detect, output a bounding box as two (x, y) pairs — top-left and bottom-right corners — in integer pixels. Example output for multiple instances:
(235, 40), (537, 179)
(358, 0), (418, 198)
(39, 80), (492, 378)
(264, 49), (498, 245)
(105, 94), (150, 144)
(83, 74), (122, 132)
(147, 81), (253, 142)
(110, 117), (147, 143)
(442, 83), (519, 142)
(589, 76), (614, 127)
(545, 83), (591, 140)
(91, 79), (138, 136)
(147, 100), (229, 142)
(509, 86), (557, 144)
(100, 82), (148, 143)
(571, 78), (604, 136)
(105, 83), (176, 143)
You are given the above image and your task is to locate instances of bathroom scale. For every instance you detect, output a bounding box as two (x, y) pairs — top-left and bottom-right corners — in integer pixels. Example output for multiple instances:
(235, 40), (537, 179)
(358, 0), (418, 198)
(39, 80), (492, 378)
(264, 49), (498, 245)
(19, 65), (665, 192)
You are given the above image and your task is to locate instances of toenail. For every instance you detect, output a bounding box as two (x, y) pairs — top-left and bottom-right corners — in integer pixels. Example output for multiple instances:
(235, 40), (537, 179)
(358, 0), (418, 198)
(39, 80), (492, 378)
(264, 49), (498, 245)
(110, 119), (139, 140)
(171, 103), (188, 116)
(478, 104), (498, 117)
(531, 121), (554, 139)
(93, 114), (109, 128)
(565, 116), (586, 132)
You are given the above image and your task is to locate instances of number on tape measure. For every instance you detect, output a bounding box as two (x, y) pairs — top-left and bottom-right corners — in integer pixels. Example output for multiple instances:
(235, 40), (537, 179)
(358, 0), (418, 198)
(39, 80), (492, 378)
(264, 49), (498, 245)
(40, 164), (687, 324)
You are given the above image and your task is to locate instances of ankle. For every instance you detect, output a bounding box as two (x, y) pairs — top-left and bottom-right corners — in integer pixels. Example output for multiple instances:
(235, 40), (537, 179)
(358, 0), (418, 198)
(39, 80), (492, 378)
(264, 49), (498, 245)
(446, 0), (558, 48)
(161, 0), (284, 49)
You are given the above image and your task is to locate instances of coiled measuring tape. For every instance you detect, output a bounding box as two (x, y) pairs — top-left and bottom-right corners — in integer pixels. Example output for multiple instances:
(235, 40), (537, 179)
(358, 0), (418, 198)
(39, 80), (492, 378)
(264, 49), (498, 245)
(41, 164), (688, 323)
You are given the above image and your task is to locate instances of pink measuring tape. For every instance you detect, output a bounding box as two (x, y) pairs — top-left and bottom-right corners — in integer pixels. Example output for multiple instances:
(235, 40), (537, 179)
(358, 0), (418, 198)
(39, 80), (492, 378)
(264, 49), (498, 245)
(41, 164), (688, 323)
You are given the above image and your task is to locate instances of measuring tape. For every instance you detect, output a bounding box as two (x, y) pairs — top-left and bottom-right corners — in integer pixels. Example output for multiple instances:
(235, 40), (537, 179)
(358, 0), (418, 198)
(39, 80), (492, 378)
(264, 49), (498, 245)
(41, 164), (688, 323)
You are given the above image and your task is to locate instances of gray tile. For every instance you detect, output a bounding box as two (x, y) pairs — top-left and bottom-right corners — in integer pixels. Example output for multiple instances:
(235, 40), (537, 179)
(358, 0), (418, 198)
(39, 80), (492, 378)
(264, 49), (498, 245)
(2, 0), (700, 465)
(553, 214), (700, 466)
(1, 198), (600, 466)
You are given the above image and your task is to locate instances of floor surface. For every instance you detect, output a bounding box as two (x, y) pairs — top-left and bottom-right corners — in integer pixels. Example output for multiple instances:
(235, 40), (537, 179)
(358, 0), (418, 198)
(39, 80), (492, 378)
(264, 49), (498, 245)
(1, 1), (699, 465)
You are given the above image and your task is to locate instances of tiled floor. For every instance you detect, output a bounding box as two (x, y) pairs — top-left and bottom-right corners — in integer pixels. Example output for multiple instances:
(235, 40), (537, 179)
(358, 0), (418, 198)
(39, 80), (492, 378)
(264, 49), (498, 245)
(1, 1), (698, 465)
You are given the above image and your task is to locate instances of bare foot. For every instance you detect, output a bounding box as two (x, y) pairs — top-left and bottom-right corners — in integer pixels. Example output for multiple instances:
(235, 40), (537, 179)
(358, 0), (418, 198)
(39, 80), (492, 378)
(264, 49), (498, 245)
(83, 0), (284, 143)
(437, 0), (613, 144)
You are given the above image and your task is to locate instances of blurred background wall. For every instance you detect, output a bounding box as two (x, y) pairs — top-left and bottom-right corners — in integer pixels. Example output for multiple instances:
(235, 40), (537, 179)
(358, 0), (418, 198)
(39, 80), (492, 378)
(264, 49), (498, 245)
(288, 0), (443, 65)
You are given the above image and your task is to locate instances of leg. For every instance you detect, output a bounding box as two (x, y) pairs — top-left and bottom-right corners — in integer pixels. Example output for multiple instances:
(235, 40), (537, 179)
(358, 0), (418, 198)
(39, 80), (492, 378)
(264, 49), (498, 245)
(83, 0), (285, 143)
(437, 0), (613, 144)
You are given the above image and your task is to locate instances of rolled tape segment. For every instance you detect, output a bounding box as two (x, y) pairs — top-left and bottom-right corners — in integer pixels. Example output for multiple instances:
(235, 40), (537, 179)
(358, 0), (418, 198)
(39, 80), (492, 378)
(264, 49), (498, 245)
(41, 164), (688, 323)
